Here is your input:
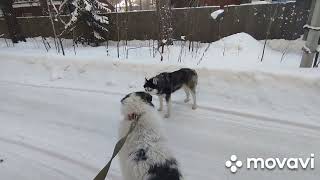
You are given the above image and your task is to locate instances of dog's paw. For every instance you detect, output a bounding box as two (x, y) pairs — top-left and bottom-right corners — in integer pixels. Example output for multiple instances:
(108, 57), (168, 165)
(184, 98), (190, 103)
(192, 105), (197, 110)
(164, 114), (170, 118)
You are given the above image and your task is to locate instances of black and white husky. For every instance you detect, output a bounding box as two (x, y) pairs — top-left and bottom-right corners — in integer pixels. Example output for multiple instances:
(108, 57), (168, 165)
(119, 92), (182, 180)
(144, 68), (198, 118)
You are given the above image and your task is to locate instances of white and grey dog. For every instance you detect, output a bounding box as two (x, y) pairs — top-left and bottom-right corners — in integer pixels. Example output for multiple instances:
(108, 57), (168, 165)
(119, 92), (182, 180)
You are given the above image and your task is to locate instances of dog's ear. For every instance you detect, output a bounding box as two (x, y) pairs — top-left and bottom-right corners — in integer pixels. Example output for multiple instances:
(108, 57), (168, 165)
(145, 78), (148, 82)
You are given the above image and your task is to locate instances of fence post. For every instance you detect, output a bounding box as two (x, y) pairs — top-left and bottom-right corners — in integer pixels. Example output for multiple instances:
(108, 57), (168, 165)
(300, 0), (320, 68)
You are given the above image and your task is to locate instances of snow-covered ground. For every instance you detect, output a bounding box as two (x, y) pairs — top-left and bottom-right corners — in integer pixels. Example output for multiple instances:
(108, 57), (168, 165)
(0, 33), (320, 180)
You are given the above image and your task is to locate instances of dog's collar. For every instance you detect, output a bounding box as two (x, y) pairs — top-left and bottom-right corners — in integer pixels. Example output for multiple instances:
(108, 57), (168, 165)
(127, 112), (144, 121)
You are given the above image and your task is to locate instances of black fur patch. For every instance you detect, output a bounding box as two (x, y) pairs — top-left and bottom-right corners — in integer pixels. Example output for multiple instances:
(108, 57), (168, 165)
(133, 149), (148, 162)
(147, 159), (182, 180)
(135, 92), (154, 107)
(121, 92), (154, 107)
(144, 78), (157, 90)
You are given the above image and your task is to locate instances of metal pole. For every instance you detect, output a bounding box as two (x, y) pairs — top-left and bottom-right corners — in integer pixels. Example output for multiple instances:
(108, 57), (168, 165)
(300, 0), (320, 68)
(302, 0), (315, 40)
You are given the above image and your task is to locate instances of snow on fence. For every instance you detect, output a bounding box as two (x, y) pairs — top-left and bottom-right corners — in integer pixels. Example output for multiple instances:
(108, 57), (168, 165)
(0, 2), (309, 42)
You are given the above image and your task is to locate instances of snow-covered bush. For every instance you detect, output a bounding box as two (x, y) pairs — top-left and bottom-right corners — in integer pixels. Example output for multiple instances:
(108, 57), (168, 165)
(61, 0), (111, 46)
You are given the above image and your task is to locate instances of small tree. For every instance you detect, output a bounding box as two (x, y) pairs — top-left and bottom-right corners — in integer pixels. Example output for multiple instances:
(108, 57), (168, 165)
(60, 0), (111, 46)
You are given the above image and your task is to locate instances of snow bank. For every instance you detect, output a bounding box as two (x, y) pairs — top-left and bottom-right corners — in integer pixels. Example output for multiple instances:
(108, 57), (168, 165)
(262, 37), (305, 53)
(0, 32), (318, 78)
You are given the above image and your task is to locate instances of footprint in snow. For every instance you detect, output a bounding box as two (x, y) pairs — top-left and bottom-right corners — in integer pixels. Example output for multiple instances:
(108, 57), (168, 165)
(128, 82), (137, 89)
(106, 81), (116, 86)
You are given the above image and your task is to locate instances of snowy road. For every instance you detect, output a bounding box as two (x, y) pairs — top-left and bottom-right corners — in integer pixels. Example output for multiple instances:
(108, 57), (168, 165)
(1, 81), (319, 180)
(1, 34), (320, 180)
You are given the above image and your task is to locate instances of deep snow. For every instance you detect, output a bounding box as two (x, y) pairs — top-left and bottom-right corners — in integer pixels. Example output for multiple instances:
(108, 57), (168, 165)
(0, 33), (310, 71)
(0, 33), (320, 180)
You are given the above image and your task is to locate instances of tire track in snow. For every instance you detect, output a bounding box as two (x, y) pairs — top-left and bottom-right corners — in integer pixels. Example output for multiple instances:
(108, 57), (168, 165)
(4, 151), (79, 180)
(0, 80), (123, 96)
(1, 80), (320, 132)
(0, 136), (99, 173)
(176, 102), (320, 132)
(0, 137), (120, 180)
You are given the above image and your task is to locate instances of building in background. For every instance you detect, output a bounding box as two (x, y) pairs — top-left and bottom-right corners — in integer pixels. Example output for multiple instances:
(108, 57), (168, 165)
(171, 0), (243, 8)
(115, 0), (155, 11)
(116, 0), (254, 11)
(13, 0), (62, 17)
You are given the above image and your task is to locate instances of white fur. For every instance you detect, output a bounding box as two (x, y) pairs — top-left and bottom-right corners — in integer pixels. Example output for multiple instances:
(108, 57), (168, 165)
(119, 93), (177, 180)
(158, 95), (164, 111)
(183, 85), (197, 109)
(190, 90), (197, 109)
(165, 97), (172, 118)
(183, 86), (190, 103)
